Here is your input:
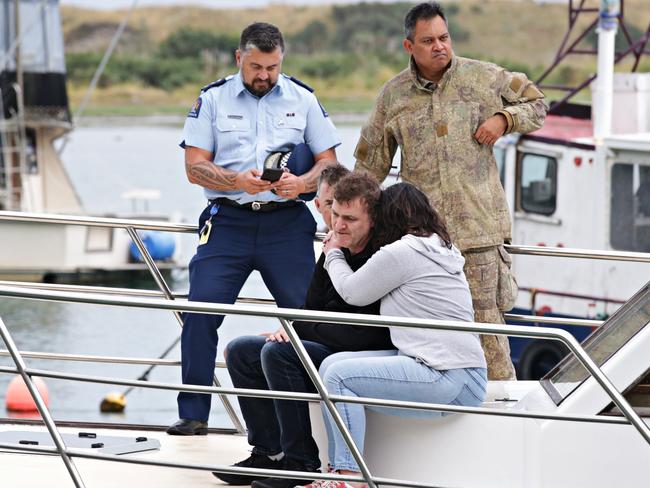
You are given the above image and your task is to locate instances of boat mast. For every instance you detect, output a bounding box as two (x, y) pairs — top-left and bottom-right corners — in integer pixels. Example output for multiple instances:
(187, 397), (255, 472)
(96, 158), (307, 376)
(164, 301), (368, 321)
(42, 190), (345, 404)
(13, 0), (22, 95)
(594, 0), (619, 140)
(536, 0), (650, 114)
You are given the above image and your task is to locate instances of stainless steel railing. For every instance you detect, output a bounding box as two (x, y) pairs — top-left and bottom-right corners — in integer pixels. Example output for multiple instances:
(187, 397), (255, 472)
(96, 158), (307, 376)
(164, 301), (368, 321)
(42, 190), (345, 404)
(505, 243), (650, 263)
(0, 279), (605, 329)
(0, 285), (649, 488)
(0, 349), (225, 368)
(1, 210), (649, 488)
(0, 210), (245, 434)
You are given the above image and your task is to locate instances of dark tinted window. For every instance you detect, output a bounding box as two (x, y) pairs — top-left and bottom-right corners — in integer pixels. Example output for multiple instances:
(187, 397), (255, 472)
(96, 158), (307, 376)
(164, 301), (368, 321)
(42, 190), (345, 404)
(610, 163), (650, 252)
(518, 153), (557, 215)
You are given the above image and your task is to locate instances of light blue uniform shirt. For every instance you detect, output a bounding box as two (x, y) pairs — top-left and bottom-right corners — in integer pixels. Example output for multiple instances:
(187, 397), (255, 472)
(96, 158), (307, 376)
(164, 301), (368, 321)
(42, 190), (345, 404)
(181, 72), (341, 204)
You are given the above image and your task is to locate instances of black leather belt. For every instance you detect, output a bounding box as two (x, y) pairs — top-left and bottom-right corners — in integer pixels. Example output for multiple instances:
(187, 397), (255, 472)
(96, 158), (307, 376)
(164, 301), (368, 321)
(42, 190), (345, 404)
(210, 198), (299, 213)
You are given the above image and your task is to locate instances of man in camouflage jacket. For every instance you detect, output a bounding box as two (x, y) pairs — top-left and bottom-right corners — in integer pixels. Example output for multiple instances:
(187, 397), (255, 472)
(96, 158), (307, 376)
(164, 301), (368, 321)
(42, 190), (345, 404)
(354, 2), (548, 380)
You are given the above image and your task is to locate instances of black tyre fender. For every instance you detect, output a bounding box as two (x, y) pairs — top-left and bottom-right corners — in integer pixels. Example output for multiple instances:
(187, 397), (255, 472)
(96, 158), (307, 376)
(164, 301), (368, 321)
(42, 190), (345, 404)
(517, 340), (570, 380)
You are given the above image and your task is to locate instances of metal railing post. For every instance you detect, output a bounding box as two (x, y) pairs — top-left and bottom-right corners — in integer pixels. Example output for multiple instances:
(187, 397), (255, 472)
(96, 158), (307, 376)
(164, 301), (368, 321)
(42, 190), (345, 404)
(280, 319), (378, 488)
(125, 227), (245, 434)
(0, 318), (86, 488)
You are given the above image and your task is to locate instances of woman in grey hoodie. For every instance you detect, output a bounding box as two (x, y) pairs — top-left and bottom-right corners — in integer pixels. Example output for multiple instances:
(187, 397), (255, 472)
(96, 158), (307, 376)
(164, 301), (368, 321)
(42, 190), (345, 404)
(307, 182), (487, 488)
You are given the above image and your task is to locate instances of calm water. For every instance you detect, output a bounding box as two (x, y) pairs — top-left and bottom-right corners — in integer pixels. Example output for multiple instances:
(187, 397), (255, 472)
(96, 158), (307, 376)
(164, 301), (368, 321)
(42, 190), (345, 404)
(0, 120), (365, 428)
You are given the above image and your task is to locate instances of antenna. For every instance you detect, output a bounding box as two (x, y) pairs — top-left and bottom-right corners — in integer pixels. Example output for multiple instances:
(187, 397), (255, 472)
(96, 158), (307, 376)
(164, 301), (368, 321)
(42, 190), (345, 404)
(536, 0), (649, 114)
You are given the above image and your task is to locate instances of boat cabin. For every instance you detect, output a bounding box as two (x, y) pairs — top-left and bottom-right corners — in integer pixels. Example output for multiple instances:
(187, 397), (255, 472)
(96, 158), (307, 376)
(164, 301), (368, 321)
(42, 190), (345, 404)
(495, 73), (650, 319)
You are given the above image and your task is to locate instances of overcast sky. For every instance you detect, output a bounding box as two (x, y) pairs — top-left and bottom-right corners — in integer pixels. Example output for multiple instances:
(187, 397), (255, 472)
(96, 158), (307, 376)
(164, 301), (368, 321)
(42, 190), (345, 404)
(59, 0), (399, 10)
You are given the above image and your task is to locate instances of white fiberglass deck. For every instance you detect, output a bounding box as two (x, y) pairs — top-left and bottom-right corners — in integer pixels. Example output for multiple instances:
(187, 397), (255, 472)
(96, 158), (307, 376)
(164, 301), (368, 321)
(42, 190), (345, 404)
(0, 423), (250, 488)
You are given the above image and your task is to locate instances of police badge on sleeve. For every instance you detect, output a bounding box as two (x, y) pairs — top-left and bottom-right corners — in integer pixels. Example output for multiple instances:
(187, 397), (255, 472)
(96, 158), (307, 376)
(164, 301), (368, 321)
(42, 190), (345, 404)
(188, 98), (202, 118)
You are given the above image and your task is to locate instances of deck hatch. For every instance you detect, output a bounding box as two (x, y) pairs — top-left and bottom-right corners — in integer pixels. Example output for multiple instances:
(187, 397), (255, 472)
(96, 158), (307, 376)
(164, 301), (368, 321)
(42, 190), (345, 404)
(0, 430), (161, 455)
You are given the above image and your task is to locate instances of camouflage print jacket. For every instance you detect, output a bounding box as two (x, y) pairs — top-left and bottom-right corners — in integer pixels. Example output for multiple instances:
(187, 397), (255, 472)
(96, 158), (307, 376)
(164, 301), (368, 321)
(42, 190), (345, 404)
(355, 56), (547, 251)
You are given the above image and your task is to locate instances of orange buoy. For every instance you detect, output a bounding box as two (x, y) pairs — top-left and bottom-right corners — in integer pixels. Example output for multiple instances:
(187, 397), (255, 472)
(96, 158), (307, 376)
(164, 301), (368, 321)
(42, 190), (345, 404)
(5, 376), (49, 412)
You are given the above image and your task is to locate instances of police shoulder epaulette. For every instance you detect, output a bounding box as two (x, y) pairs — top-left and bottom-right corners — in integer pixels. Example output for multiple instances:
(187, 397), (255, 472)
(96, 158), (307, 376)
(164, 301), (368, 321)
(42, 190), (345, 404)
(285, 75), (314, 93)
(200, 76), (232, 93)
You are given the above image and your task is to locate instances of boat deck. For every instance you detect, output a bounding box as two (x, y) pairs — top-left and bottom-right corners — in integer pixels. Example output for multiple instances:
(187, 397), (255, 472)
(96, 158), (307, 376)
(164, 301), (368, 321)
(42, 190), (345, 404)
(0, 422), (250, 488)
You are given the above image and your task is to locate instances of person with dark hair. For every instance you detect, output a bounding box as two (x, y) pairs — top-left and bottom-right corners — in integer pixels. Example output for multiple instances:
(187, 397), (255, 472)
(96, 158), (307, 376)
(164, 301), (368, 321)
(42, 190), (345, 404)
(355, 1), (548, 380)
(303, 182), (486, 488)
(215, 172), (393, 488)
(315, 164), (350, 230)
(169, 21), (340, 436)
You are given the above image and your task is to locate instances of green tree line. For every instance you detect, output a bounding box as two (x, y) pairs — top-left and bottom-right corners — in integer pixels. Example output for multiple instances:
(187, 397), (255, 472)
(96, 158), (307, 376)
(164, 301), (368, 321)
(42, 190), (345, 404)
(65, 3), (475, 91)
(65, 2), (646, 93)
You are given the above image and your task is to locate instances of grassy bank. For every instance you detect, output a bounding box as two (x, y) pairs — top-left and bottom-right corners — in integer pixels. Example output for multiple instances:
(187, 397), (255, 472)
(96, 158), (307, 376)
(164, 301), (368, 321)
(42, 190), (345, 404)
(62, 0), (650, 117)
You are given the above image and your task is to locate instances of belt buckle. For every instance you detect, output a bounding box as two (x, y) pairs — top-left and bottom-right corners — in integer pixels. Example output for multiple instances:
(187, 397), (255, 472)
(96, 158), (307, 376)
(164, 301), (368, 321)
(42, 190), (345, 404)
(251, 201), (261, 211)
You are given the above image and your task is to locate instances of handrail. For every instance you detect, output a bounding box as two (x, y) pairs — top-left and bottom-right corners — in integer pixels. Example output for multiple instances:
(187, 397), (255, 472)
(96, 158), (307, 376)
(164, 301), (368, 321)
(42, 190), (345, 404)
(0, 210), (196, 232)
(519, 286), (626, 306)
(1, 212), (649, 487)
(0, 286), (648, 488)
(0, 287), (648, 442)
(0, 210), (246, 434)
(2, 210), (650, 263)
(0, 279), (605, 327)
(520, 286), (624, 323)
(0, 318), (85, 487)
(0, 364), (633, 425)
(505, 243), (650, 263)
(0, 349), (226, 368)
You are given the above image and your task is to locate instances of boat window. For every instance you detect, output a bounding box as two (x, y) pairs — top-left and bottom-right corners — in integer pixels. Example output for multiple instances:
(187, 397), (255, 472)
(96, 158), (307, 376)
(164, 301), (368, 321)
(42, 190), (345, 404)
(517, 153), (557, 215)
(21, 129), (39, 174)
(85, 227), (114, 253)
(493, 146), (506, 188)
(541, 281), (650, 404)
(610, 163), (650, 252)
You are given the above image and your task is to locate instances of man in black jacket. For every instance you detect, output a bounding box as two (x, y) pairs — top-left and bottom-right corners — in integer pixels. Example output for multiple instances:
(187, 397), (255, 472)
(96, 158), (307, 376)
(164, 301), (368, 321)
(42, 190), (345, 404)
(214, 172), (394, 488)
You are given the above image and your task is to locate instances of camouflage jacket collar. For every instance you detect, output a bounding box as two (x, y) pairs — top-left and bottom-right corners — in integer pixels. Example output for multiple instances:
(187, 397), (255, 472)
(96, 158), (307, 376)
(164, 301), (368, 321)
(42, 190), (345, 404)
(409, 56), (457, 93)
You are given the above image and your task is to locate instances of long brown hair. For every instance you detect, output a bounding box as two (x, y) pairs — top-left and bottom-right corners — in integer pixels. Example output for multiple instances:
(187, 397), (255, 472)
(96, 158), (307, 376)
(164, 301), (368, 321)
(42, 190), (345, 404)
(373, 182), (452, 249)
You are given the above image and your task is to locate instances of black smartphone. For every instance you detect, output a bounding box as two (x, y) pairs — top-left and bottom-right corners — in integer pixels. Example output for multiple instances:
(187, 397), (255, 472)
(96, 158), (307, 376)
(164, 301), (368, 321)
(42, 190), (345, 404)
(261, 167), (284, 182)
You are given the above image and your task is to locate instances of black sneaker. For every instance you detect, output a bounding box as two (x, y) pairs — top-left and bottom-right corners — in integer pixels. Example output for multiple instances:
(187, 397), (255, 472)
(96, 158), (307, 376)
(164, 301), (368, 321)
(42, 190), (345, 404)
(250, 457), (320, 488)
(212, 452), (284, 485)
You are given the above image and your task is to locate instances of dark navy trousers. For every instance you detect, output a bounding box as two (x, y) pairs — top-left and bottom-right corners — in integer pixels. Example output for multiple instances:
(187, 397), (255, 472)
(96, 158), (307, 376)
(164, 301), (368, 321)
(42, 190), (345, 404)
(178, 202), (316, 421)
(225, 335), (334, 470)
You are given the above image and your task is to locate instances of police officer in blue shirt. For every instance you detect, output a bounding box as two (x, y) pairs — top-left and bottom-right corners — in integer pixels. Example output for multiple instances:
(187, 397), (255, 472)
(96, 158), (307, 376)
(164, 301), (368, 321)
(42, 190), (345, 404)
(167, 22), (340, 436)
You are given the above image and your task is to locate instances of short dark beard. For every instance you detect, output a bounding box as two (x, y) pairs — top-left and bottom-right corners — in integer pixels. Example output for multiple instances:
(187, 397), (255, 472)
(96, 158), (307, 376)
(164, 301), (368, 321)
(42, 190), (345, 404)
(244, 81), (275, 98)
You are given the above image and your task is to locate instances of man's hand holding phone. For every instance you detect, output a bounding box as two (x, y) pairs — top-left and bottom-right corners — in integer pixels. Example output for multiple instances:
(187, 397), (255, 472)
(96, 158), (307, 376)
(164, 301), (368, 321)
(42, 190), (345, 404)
(274, 172), (307, 200)
(260, 167), (285, 183)
(236, 168), (278, 195)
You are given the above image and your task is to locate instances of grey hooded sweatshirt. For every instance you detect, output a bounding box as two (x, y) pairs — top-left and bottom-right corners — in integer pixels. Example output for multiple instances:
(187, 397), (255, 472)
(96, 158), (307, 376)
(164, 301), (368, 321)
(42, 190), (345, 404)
(324, 234), (486, 370)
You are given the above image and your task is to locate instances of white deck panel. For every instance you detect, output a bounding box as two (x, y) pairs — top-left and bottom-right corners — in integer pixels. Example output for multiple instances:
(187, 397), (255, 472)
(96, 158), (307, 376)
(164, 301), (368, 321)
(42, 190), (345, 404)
(0, 423), (250, 488)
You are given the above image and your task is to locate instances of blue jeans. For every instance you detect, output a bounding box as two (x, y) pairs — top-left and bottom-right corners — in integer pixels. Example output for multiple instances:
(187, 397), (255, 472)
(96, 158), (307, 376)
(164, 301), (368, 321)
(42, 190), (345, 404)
(178, 203), (315, 421)
(320, 351), (487, 472)
(226, 335), (334, 470)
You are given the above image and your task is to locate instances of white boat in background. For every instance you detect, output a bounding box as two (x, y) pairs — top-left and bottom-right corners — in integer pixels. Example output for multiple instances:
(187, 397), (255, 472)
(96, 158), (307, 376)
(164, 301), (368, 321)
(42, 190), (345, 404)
(498, 75), (650, 318)
(0, 0), (179, 282)
(473, 0), (650, 379)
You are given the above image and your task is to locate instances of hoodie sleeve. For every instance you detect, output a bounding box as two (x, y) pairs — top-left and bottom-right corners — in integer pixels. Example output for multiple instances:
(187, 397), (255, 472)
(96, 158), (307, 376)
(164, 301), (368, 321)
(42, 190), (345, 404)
(324, 245), (409, 306)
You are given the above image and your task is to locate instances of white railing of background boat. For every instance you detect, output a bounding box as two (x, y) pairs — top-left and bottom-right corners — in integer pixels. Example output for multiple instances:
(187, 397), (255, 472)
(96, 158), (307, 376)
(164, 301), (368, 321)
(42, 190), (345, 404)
(0, 286), (649, 488)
